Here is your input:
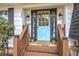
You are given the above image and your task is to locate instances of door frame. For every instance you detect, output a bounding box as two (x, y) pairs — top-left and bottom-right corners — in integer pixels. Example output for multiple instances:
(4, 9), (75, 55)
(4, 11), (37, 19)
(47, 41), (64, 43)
(31, 8), (57, 42)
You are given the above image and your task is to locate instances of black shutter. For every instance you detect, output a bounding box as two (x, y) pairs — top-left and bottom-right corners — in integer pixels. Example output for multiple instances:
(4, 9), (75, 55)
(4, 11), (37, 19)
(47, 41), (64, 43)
(8, 8), (14, 24)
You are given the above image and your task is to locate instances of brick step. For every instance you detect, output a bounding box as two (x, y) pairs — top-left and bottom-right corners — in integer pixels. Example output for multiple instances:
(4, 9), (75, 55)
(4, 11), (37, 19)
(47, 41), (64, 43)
(24, 51), (58, 56)
(26, 45), (58, 54)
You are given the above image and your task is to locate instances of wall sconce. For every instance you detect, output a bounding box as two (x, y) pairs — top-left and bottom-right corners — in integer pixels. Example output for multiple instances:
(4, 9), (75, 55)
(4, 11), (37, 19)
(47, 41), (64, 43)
(25, 15), (30, 18)
(59, 12), (63, 17)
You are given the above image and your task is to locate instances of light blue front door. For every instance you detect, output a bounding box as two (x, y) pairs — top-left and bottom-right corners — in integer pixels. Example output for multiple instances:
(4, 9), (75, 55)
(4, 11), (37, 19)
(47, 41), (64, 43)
(37, 11), (50, 41)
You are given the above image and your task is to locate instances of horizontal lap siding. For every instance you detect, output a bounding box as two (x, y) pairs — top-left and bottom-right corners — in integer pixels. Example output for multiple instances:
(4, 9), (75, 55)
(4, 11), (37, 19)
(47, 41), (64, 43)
(14, 8), (23, 35)
(65, 5), (73, 37)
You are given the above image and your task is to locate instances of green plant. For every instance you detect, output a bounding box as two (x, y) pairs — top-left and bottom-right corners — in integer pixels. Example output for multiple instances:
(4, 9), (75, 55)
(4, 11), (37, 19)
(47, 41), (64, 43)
(69, 46), (78, 51)
(0, 18), (14, 55)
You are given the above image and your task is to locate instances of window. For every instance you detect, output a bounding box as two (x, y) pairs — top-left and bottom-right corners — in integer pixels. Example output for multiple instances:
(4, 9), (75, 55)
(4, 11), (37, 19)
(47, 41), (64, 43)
(37, 12), (49, 26)
(0, 11), (8, 19)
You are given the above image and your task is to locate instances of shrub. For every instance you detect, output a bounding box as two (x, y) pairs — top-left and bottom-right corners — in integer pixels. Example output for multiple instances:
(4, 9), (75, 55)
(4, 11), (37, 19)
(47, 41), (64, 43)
(0, 18), (14, 55)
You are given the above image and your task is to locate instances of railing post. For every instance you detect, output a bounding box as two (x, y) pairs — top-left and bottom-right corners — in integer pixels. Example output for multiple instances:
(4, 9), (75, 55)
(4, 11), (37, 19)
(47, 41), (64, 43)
(13, 35), (20, 56)
(26, 26), (29, 46)
(62, 37), (68, 56)
(58, 40), (62, 56)
(57, 24), (63, 56)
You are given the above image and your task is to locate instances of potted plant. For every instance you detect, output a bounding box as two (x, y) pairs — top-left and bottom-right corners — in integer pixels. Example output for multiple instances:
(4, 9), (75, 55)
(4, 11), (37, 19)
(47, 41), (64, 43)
(69, 46), (78, 56)
(0, 18), (14, 56)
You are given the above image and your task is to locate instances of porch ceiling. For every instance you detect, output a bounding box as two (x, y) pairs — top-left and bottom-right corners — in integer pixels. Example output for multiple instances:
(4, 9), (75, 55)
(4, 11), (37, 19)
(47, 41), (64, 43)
(0, 3), (34, 7)
(0, 3), (73, 8)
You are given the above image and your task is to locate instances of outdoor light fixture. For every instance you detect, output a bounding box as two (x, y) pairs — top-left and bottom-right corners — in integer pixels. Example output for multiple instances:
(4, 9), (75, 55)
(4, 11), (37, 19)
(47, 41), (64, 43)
(59, 12), (63, 17)
(25, 15), (30, 25)
(25, 15), (30, 18)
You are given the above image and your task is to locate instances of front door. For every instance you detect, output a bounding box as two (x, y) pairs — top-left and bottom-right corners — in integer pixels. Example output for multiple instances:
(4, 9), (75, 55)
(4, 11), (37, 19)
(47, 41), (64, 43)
(37, 11), (50, 41)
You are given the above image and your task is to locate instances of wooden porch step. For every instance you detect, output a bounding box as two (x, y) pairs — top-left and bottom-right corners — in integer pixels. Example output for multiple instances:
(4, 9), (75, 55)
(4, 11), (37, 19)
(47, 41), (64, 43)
(24, 51), (58, 56)
(26, 45), (58, 54)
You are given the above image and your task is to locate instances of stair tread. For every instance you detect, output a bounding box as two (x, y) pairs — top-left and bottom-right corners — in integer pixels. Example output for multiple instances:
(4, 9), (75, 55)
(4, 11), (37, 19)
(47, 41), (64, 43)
(24, 51), (58, 56)
(26, 45), (58, 53)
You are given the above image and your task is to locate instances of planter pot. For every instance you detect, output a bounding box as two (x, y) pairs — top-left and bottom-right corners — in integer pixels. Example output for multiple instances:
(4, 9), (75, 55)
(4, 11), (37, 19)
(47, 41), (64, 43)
(70, 50), (77, 56)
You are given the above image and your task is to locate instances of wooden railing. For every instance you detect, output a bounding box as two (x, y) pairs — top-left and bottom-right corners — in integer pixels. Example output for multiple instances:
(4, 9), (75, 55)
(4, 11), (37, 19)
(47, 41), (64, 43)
(13, 25), (29, 56)
(57, 24), (68, 56)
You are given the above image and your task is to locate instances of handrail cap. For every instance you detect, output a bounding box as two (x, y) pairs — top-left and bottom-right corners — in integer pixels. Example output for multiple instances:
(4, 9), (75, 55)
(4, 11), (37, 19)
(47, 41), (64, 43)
(63, 37), (68, 40)
(14, 35), (19, 38)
